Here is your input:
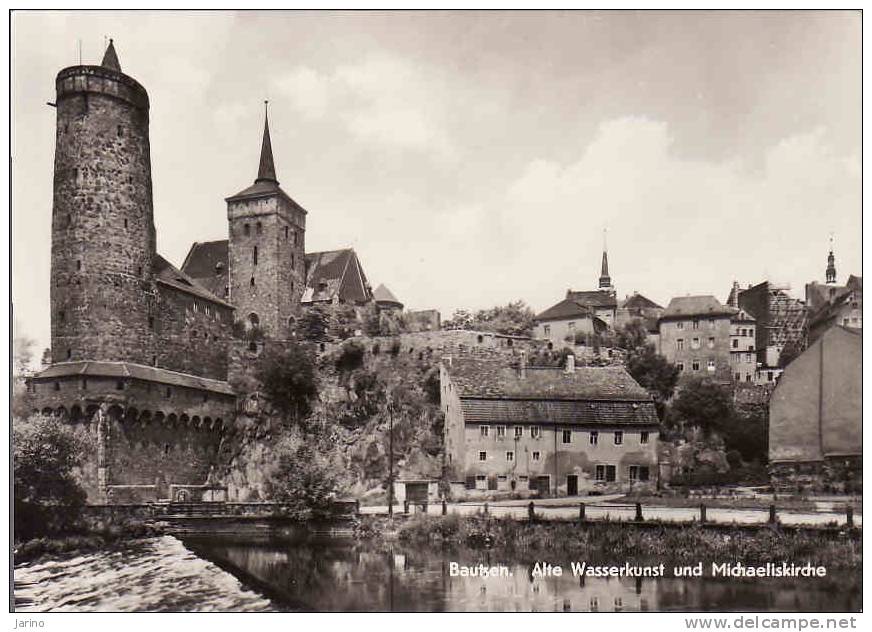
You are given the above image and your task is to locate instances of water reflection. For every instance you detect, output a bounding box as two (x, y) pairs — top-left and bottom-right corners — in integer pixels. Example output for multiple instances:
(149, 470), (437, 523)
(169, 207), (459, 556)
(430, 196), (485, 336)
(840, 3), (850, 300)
(185, 537), (860, 613)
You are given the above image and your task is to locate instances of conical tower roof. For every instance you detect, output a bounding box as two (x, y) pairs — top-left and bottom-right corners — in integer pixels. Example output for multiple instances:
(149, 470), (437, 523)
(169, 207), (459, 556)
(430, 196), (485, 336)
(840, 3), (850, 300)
(101, 39), (121, 72)
(255, 102), (278, 184)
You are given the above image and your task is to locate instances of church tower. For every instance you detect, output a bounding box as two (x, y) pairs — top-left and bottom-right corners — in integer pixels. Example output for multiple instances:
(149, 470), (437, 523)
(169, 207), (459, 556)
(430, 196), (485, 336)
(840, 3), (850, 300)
(598, 229), (614, 293)
(227, 104), (307, 337)
(50, 40), (157, 365)
(825, 236), (837, 285)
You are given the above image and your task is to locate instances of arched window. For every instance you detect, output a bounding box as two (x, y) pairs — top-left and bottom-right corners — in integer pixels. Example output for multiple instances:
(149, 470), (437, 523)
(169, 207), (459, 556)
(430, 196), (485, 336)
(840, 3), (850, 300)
(288, 316), (296, 328)
(477, 335), (484, 344)
(248, 313), (260, 327)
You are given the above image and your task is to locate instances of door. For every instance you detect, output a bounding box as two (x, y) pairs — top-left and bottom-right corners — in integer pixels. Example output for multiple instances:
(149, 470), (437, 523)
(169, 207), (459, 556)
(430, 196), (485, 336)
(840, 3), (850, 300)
(406, 482), (428, 504)
(567, 475), (578, 496)
(535, 476), (550, 498)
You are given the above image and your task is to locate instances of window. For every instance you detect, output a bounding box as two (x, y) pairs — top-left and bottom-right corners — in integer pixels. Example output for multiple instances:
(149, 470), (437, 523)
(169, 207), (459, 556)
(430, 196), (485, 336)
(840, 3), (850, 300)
(640, 431), (649, 444)
(291, 253), (295, 268)
(66, 348), (71, 360)
(707, 359), (716, 372)
(606, 465), (616, 481)
(514, 426), (523, 438)
(708, 319), (715, 329)
(614, 431), (623, 445)
(248, 313), (259, 327)
(165, 387), (172, 399)
(253, 246), (258, 265)
(562, 429), (571, 444)
(532, 451), (540, 461)
(741, 328), (747, 336)
(676, 321), (684, 330)
(691, 337), (700, 349)
(692, 319), (699, 329)
(843, 318), (850, 326)
(767, 371), (774, 382)
(244, 223), (250, 236)
(735, 372), (741, 381)
(479, 451), (487, 461)
(81, 379), (87, 390)
(117, 125), (123, 137)
(676, 338), (684, 350)
(256, 221), (263, 235)
(745, 352), (752, 363)
(506, 451), (514, 462)
(590, 431), (599, 445)
(250, 277), (255, 287)
(59, 310), (65, 323)
(629, 465), (650, 482)
(480, 425), (490, 438)
(148, 317), (155, 331)
(543, 324), (551, 336)
(692, 359), (700, 371)
(745, 374), (752, 383)
(76, 260), (82, 271)
(115, 380), (124, 391)
(496, 425), (506, 438)
(707, 337), (715, 349)
(748, 329), (754, 337)
(530, 426), (541, 439)
(677, 362), (684, 371)
(284, 226), (289, 240)
(595, 465), (616, 482)
(732, 339), (738, 349)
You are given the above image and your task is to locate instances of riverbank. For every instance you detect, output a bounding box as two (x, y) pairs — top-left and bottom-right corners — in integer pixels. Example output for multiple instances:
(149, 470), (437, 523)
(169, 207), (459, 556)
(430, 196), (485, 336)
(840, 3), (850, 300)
(14, 523), (165, 565)
(367, 514), (861, 570)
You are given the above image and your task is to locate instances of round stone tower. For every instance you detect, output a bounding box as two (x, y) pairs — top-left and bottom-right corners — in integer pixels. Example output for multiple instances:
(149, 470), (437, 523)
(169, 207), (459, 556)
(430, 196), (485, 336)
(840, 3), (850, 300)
(50, 40), (157, 364)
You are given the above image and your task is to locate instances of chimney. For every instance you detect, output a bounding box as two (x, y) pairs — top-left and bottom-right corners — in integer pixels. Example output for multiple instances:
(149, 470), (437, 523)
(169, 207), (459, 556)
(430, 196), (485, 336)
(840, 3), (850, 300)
(565, 353), (575, 374)
(519, 351), (527, 379)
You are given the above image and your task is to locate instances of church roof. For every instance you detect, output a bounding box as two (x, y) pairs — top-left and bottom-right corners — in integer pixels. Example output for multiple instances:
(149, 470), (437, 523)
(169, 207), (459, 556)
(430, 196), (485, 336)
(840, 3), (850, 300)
(101, 39), (121, 72)
(256, 104), (277, 184)
(303, 249), (373, 304)
(373, 283), (402, 306)
(180, 242), (374, 306)
(154, 254), (232, 308)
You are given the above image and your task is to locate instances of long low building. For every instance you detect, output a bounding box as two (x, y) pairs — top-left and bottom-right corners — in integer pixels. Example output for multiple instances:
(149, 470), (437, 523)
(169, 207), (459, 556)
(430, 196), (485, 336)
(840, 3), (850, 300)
(441, 354), (660, 497)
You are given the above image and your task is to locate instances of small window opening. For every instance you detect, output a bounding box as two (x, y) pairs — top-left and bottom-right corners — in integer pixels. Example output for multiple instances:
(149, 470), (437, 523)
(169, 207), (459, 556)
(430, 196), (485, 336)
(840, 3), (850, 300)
(250, 277), (255, 287)
(256, 222), (262, 235)
(76, 260), (82, 271)
(59, 310), (66, 323)
(124, 218), (128, 229)
(54, 382), (60, 391)
(151, 355), (157, 366)
(115, 380), (124, 391)
(244, 223), (250, 236)
(165, 387), (172, 399)
(66, 348), (72, 360)
(284, 226), (289, 240)
(253, 246), (258, 265)
(148, 316), (154, 330)
(248, 342), (258, 352)
(117, 125), (123, 137)
(137, 266), (142, 276)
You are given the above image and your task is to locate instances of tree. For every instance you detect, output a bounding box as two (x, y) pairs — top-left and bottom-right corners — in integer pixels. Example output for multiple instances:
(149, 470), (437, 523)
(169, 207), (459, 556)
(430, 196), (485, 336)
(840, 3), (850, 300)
(263, 432), (344, 519)
(257, 343), (319, 426)
(472, 300), (536, 336)
(13, 415), (88, 540)
(668, 376), (735, 435)
(614, 320), (649, 351)
(625, 344), (680, 419)
(443, 309), (473, 331)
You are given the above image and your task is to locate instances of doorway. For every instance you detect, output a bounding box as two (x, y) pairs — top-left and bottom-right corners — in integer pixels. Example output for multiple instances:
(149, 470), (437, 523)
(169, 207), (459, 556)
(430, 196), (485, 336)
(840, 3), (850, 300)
(567, 475), (578, 496)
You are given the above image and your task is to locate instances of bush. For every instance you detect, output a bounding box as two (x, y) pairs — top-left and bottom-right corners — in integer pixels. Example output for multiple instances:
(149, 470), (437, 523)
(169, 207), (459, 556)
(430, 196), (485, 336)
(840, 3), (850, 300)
(264, 432), (344, 519)
(335, 340), (366, 373)
(13, 415), (88, 541)
(257, 343), (319, 425)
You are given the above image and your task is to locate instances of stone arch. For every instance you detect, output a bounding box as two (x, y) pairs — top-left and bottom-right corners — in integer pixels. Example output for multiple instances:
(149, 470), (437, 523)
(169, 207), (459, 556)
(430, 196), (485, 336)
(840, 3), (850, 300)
(176, 489), (190, 502)
(107, 405), (124, 421)
(70, 405), (83, 423)
(192, 415), (201, 428)
(125, 407), (139, 424)
(167, 413), (178, 427)
(85, 404), (100, 421)
(215, 417), (223, 430)
(55, 405), (68, 419)
(180, 413), (190, 427)
(41, 406), (53, 416)
(139, 410), (152, 425)
(154, 411), (166, 425)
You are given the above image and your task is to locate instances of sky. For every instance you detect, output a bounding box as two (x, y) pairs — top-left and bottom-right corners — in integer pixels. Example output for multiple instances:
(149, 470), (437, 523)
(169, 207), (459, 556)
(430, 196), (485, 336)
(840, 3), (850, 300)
(11, 10), (861, 355)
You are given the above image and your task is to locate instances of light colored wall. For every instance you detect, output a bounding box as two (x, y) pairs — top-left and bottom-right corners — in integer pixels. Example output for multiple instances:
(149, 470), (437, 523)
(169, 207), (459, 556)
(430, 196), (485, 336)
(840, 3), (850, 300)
(533, 317), (594, 346)
(659, 315), (732, 382)
(730, 319), (757, 383)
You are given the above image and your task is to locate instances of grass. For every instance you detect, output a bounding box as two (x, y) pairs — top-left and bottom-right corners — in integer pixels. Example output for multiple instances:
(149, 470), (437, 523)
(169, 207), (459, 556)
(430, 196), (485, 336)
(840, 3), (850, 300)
(619, 493), (862, 514)
(388, 514), (861, 569)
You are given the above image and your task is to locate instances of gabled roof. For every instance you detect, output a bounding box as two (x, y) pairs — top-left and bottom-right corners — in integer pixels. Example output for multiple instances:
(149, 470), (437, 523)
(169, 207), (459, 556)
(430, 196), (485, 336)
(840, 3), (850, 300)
(303, 249), (373, 304)
(32, 361), (235, 396)
(459, 399), (658, 426)
(566, 289), (617, 308)
(662, 295), (736, 319)
(535, 298), (592, 322)
(154, 254), (232, 309)
(180, 240), (229, 299)
(445, 357), (652, 401)
(621, 293), (662, 310)
(373, 283), (402, 306)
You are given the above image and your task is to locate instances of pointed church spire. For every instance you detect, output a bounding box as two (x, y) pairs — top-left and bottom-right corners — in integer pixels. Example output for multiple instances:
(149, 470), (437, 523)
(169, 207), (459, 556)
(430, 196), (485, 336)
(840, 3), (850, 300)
(826, 234), (837, 284)
(101, 38), (121, 72)
(255, 101), (278, 184)
(598, 228), (613, 290)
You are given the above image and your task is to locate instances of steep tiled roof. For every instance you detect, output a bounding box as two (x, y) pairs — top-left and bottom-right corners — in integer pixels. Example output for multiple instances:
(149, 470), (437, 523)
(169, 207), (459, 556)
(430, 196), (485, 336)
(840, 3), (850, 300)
(154, 254), (232, 309)
(33, 361), (235, 395)
(303, 249), (373, 304)
(662, 295), (736, 319)
(446, 357), (652, 401)
(566, 289), (617, 308)
(535, 298), (592, 322)
(180, 240), (229, 299)
(621, 293), (662, 310)
(459, 399), (658, 426)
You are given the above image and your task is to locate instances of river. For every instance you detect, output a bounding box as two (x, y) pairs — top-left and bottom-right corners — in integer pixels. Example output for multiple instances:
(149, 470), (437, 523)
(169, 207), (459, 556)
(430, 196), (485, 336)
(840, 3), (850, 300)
(13, 535), (860, 612)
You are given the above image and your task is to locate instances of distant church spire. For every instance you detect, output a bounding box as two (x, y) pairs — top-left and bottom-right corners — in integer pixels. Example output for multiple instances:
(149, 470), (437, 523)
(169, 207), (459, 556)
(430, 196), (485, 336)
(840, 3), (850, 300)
(598, 228), (613, 290)
(255, 100), (278, 184)
(825, 234), (837, 284)
(101, 38), (121, 72)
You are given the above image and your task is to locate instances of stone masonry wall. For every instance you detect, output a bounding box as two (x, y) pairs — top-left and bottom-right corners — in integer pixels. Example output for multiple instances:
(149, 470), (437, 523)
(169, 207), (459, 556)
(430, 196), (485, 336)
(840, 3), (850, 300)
(51, 65), (157, 366)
